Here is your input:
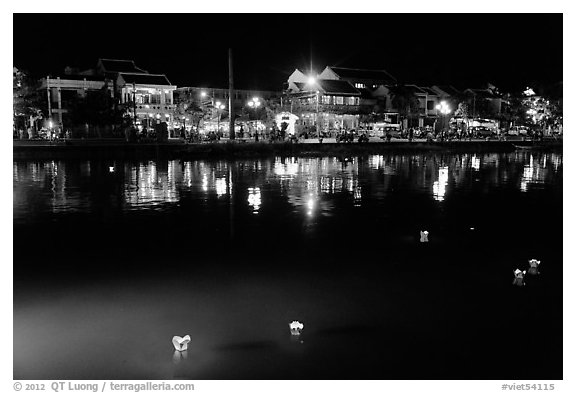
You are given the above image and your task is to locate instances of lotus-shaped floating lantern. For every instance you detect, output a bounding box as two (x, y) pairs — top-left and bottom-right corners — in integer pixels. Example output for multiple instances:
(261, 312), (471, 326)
(289, 321), (304, 336)
(513, 269), (526, 286)
(528, 259), (541, 275)
(172, 335), (191, 352)
(420, 230), (429, 243)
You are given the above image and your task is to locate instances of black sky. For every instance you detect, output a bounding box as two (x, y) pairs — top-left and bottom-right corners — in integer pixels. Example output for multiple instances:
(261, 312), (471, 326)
(14, 13), (563, 92)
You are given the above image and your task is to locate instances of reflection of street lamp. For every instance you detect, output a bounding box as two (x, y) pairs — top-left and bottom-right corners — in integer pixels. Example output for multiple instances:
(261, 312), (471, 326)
(247, 97), (261, 141)
(435, 101), (451, 135)
(215, 101), (225, 134)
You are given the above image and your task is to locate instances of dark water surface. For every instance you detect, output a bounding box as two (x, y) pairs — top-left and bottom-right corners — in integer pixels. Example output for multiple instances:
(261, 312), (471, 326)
(13, 152), (563, 379)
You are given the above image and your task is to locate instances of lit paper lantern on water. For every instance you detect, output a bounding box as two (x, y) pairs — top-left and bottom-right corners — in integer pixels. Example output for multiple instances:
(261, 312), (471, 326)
(289, 321), (304, 336)
(172, 335), (191, 352)
(420, 230), (429, 243)
(513, 269), (526, 286)
(528, 259), (541, 275)
(109, 166), (115, 173)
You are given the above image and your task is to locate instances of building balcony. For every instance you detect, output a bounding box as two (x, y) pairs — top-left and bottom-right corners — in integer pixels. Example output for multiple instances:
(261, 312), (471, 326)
(293, 102), (366, 114)
(132, 103), (175, 111)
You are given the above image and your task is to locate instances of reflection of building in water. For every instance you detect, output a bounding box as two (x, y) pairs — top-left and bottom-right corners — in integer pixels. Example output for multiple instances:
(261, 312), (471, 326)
(520, 155), (535, 192)
(433, 166), (449, 201)
(306, 193), (316, 216)
(124, 161), (179, 206)
(13, 161), (96, 216)
(274, 157), (299, 177)
(215, 177), (227, 197)
(471, 155), (480, 171)
(247, 187), (261, 213)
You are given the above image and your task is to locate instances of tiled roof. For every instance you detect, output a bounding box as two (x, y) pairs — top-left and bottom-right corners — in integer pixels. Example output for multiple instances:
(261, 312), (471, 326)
(357, 88), (374, 98)
(49, 75), (105, 82)
(467, 89), (498, 98)
(402, 85), (427, 95)
(330, 67), (396, 84)
(420, 87), (439, 96)
(119, 73), (172, 86)
(293, 82), (306, 91)
(99, 59), (147, 74)
(317, 79), (360, 95)
(434, 85), (461, 96)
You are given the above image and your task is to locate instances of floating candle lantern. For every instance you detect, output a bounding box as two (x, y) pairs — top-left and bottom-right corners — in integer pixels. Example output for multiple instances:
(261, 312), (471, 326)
(420, 230), (429, 243)
(528, 259), (541, 275)
(289, 321), (304, 336)
(172, 335), (191, 352)
(513, 269), (526, 286)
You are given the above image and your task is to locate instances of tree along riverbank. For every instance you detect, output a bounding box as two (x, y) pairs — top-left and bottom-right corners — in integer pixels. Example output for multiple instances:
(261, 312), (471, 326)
(13, 139), (562, 161)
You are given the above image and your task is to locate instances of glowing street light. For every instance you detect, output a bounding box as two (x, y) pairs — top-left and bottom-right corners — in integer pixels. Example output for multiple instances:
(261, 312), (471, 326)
(435, 101), (451, 115)
(215, 102), (226, 134)
(306, 75), (321, 140)
(247, 97), (262, 141)
(435, 101), (451, 136)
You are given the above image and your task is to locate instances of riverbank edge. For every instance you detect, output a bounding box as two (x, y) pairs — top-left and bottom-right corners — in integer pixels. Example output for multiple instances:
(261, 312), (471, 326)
(13, 140), (562, 161)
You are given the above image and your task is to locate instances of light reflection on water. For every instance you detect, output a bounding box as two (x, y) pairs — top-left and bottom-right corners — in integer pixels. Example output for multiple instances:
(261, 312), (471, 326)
(13, 152), (562, 222)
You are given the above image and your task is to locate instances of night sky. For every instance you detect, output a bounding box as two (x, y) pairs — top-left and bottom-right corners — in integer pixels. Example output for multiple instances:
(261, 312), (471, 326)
(13, 13), (563, 92)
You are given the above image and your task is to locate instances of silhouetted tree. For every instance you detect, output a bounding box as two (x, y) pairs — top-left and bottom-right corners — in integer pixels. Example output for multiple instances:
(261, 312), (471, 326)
(13, 68), (45, 134)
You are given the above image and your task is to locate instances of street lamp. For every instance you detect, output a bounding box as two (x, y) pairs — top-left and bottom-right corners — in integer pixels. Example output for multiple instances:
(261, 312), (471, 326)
(247, 97), (261, 141)
(306, 76), (321, 140)
(215, 101), (225, 135)
(435, 101), (451, 137)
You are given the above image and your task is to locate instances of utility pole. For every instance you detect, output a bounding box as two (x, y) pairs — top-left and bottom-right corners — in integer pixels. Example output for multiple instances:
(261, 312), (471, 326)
(228, 48), (235, 140)
(132, 82), (137, 126)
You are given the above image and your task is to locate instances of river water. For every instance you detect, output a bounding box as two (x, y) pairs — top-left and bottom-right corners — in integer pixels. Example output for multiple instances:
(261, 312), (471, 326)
(13, 151), (563, 379)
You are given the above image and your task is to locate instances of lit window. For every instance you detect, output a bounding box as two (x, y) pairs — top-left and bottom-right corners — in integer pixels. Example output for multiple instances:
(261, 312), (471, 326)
(354, 83), (365, 88)
(322, 95), (331, 104)
(335, 96), (344, 105)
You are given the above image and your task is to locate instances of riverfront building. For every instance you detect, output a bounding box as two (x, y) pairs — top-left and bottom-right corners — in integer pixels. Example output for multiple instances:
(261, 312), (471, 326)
(39, 59), (176, 136)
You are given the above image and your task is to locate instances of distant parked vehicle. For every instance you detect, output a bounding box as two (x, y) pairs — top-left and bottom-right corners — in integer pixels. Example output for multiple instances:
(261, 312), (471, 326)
(372, 123), (401, 138)
(471, 126), (495, 137)
(508, 126), (531, 136)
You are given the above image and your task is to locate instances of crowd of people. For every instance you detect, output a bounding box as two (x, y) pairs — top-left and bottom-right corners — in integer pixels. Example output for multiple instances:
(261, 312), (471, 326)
(14, 122), (553, 144)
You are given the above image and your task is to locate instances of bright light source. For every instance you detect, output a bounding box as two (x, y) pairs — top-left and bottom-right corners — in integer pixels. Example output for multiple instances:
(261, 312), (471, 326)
(156, 114), (161, 119)
(200, 91), (207, 97)
(165, 114), (170, 118)
(172, 335), (191, 352)
(255, 102), (261, 107)
(254, 97), (260, 102)
(436, 101), (451, 115)
(216, 101), (221, 106)
(248, 101), (254, 107)
(420, 230), (429, 243)
(109, 166), (115, 173)
(529, 259), (541, 267)
(289, 321), (304, 335)
(307, 76), (316, 85)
